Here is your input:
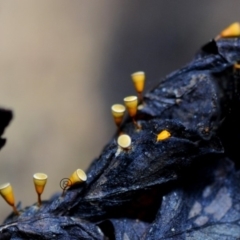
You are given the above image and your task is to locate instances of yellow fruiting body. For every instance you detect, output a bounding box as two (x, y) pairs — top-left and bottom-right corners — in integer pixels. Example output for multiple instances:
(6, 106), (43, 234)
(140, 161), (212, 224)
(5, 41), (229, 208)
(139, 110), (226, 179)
(0, 183), (19, 215)
(124, 96), (138, 118)
(220, 22), (240, 38)
(0, 183), (15, 207)
(111, 104), (126, 126)
(157, 130), (171, 141)
(234, 62), (240, 71)
(117, 134), (132, 149)
(33, 173), (48, 195)
(68, 169), (87, 187)
(131, 71), (145, 93)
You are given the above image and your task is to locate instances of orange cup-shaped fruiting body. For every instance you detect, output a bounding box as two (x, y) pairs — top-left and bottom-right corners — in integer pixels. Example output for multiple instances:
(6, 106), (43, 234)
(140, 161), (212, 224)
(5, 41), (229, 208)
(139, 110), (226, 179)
(111, 104), (126, 127)
(124, 96), (138, 118)
(33, 173), (48, 206)
(131, 71), (145, 98)
(220, 22), (240, 38)
(0, 183), (19, 215)
(157, 130), (171, 141)
(68, 169), (87, 188)
(117, 134), (132, 149)
(234, 62), (240, 71)
(33, 173), (48, 195)
(0, 183), (15, 207)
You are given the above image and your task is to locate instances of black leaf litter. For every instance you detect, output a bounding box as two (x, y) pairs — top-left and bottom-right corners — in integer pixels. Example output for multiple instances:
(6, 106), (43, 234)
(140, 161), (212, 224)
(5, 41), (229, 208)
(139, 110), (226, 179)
(1, 26), (240, 239)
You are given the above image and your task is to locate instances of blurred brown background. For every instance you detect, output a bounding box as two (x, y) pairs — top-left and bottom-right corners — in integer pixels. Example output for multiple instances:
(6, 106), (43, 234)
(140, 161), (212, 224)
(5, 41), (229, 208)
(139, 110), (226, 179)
(0, 0), (239, 221)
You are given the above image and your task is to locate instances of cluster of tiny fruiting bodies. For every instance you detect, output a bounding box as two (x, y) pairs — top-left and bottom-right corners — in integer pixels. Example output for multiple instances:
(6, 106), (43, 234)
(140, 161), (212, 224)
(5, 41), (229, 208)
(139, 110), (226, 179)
(113, 23), (240, 151)
(0, 22), (240, 216)
(0, 70), (171, 216)
(0, 169), (87, 215)
(112, 71), (172, 150)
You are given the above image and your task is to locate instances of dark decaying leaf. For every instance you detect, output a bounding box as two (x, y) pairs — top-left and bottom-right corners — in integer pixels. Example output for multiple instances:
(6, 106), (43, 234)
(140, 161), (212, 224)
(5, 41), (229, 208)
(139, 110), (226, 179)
(1, 35), (240, 239)
(109, 218), (150, 240)
(144, 158), (240, 240)
(0, 109), (12, 149)
(0, 215), (104, 240)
